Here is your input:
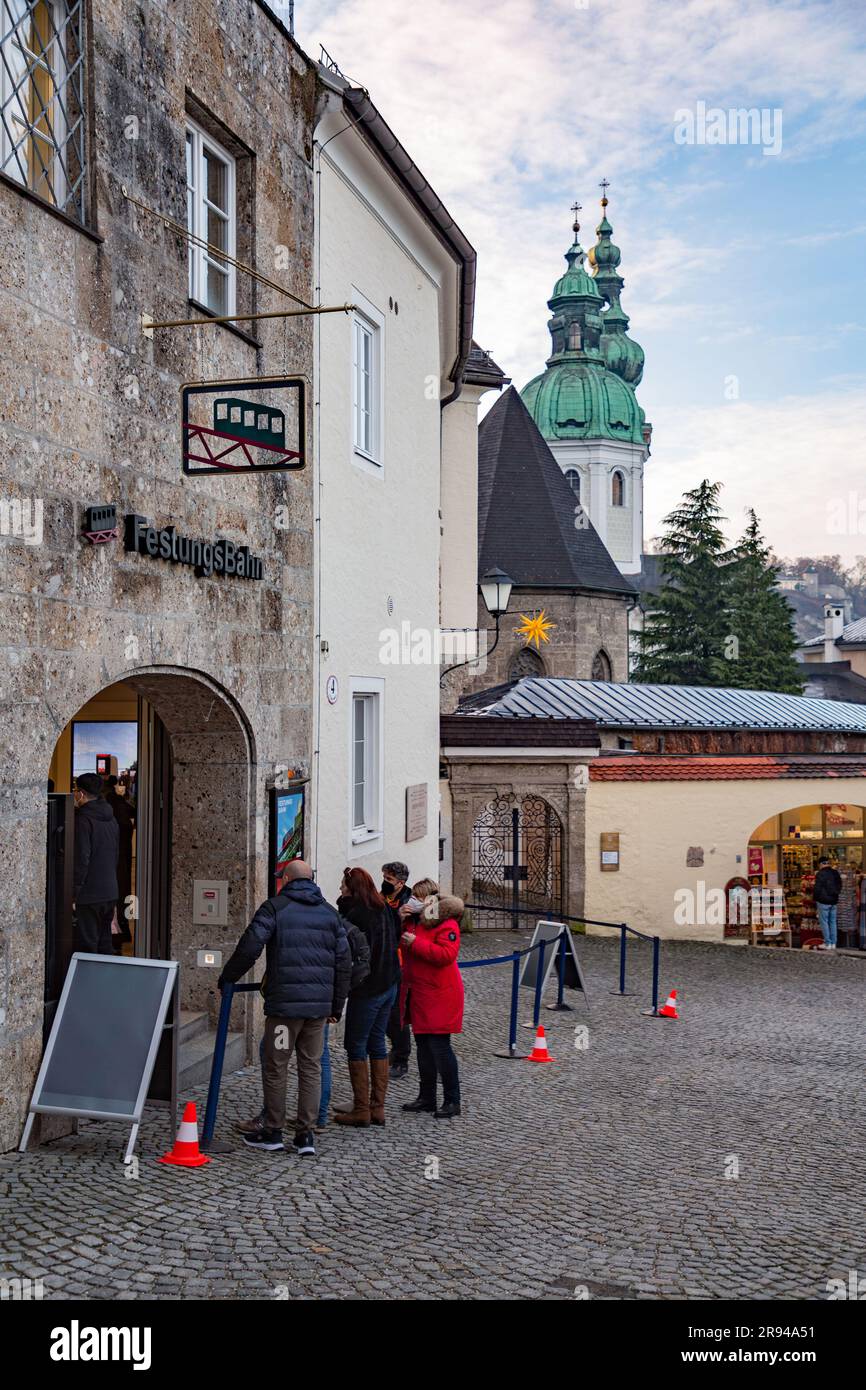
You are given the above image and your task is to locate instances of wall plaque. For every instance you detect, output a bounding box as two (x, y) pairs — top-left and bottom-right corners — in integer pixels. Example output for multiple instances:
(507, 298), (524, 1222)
(600, 831), (620, 872)
(406, 783), (428, 843)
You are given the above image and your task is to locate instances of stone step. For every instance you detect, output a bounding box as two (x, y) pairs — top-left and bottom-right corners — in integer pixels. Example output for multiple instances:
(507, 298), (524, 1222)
(179, 1010), (211, 1045)
(178, 1026), (246, 1093)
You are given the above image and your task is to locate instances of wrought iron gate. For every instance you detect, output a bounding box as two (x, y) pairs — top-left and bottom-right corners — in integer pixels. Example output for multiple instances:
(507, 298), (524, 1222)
(470, 795), (563, 930)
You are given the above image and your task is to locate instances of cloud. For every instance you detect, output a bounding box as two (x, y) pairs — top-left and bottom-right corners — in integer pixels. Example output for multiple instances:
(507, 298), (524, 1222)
(647, 388), (866, 561)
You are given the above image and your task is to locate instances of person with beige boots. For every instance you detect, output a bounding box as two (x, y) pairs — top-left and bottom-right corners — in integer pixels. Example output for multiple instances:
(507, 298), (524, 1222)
(334, 867), (401, 1127)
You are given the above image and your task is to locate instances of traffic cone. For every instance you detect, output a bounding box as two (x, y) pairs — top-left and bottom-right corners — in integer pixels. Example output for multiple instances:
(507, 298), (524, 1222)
(658, 989), (679, 1019)
(158, 1102), (211, 1167)
(526, 1025), (553, 1063)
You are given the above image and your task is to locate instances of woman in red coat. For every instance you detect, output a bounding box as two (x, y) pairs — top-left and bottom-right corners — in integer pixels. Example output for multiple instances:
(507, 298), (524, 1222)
(399, 894), (464, 1119)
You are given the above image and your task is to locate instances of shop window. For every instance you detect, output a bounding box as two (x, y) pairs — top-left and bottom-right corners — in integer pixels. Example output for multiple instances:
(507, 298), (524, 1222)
(751, 813), (780, 842)
(824, 804), (863, 838)
(783, 806), (823, 840)
(0, 0), (87, 224)
(186, 117), (236, 315)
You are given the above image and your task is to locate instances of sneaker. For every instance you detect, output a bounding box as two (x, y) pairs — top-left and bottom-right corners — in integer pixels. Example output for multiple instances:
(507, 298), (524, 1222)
(293, 1130), (317, 1156)
(242, 1127), (285, 1152)
(237, 1110), (266, 1135)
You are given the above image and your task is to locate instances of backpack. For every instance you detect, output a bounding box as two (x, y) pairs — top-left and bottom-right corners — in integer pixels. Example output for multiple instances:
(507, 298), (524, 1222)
(344, 920), (371, 991)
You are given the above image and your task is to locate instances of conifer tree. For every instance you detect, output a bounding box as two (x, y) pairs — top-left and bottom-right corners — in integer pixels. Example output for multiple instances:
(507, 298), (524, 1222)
(634, 480), (731, 685)
(724, 510), (803, 694)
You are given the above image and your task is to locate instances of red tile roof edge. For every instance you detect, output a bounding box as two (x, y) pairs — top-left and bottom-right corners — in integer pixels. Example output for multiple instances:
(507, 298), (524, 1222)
(590, 755), (866, 782)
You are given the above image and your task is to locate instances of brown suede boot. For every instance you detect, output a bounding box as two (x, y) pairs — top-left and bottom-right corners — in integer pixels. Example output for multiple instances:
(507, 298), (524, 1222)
(369, 1057), (389, 1125)
(334, 1060), (370, 1126)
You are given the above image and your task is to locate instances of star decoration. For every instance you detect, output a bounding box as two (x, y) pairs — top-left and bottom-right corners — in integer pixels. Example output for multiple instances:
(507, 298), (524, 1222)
(515, 610), (555, 650)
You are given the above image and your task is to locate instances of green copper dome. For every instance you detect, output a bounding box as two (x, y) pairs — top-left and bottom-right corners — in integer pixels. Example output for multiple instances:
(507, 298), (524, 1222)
(590, 194), (644, 387)
(521, 201), (646, 444)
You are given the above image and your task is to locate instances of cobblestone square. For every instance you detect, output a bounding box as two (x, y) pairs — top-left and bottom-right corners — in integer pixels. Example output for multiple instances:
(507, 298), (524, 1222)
(2, 935), (865, 1301)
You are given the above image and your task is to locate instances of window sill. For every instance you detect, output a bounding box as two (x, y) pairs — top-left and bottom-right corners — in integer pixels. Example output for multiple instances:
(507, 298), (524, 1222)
(0, 171), (102, 243)
(187, 298), (261, 349)
(352, 827), (380, 845)
(352, 448), (383, 476)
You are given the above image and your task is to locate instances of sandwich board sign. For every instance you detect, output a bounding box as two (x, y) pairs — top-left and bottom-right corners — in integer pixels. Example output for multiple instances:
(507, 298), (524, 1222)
(19, 954), (178, 1163)
(519, 919), (589, 1005)
(182, 376), (305, 474)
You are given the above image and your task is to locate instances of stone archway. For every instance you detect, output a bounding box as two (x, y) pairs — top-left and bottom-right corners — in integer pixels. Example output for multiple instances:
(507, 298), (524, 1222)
(46, 666), (256, 1015)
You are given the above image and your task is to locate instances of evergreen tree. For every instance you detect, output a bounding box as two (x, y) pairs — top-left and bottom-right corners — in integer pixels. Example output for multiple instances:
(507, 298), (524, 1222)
(634, 480), (731, 685)
(724, 510), (803, 694)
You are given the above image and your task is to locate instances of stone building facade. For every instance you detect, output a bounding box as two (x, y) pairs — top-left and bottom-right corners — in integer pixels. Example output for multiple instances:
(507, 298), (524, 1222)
(0, 0), (317, 1151)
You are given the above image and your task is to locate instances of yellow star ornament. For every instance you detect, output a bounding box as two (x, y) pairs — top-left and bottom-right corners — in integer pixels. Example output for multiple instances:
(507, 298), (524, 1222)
(515, 610), (555, 650)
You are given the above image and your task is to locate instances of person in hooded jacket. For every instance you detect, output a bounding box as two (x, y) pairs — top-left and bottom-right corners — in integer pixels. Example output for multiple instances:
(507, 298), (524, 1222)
(219, 860), (350, 1156)
(333, 867), (400, 1126)
(400, 893), (465, 1119)
(72, 772), (120, 955)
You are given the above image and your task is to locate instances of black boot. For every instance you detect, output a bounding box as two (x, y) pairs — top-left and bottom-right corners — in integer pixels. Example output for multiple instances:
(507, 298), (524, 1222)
(434, 1101), (461, 1119)
(402, 1094), (436, 1113)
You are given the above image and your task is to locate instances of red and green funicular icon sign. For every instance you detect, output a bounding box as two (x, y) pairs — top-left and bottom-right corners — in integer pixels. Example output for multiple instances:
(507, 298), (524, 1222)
(182, 377), (305, 474)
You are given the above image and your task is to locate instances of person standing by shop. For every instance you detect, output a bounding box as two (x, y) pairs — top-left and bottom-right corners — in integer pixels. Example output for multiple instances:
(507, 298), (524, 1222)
(814, 856), (842, 951)
(218, 860), (350, 1156)
(105, 775), (135, 953)
(333, 868), (400, 1126)
(400, 894), (465, 1119)
(72, 773), (120, 955)
(381, 861), (413, 1079)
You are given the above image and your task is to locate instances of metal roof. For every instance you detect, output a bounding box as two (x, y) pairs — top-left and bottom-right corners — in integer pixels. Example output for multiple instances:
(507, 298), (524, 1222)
(458, 678), (866, 732)
(802, 615), (866, 648)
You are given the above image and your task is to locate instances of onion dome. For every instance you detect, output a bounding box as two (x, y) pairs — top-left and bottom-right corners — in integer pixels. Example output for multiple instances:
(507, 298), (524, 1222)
(591, 182), (644, 387)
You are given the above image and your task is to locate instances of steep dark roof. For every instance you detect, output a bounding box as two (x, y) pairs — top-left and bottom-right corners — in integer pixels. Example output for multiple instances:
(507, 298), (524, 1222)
(799, 660), (866, 703)
(457, 676), (866, 733)
(464, 342), (510, 390)
(478, 387), (634, 596)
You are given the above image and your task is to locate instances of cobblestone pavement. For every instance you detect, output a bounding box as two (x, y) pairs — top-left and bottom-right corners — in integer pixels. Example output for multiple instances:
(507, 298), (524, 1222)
(2, 934), (866, 1301)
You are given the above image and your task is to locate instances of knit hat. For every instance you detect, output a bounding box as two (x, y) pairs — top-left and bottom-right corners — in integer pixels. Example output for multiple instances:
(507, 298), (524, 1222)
(421, 893), (465, 927)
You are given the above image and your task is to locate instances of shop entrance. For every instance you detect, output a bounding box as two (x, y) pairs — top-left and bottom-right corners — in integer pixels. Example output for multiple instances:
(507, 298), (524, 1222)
(745, 803), (866, 950)
(44, 668), (254, 1026)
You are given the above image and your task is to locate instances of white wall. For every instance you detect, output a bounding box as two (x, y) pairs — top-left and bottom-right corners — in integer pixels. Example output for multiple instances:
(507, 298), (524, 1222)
(311, 110), (462, 898)
(549, 437), (646, 575)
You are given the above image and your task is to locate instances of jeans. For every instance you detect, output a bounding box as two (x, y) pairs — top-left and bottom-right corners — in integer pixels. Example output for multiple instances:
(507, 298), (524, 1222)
(386, 996), (412, 1063)
(817, 901), (838, 946)
(261, 1015), (326, 1133)
(415, 1032), (460, 1106)
(344, 983), (398, 1061)
(318, 1023), (331, 1126)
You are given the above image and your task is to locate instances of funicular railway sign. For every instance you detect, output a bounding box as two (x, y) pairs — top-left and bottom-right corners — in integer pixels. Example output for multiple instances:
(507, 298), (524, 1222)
(182, 376), (306, 475)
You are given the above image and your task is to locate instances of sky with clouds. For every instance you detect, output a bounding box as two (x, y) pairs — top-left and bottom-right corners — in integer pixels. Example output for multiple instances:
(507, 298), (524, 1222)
(295, 0), (866, 564)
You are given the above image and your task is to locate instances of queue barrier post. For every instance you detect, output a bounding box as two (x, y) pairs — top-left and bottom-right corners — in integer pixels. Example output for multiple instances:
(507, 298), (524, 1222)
(201, 980), (260, 1153)
(532, 938), (547, 1029)
(494, 951), (527, 1059)
(546, 928), (573, 1013)
(610, 923), (636, 997)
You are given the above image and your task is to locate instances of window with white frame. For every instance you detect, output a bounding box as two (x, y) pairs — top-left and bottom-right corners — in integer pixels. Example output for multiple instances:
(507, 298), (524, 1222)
(185, 119), (236, 316)
(0, 0), (87, 223)
(611, 469), (626, 506)
(352, 297), (382, 464)
(351, 688), (381, 840)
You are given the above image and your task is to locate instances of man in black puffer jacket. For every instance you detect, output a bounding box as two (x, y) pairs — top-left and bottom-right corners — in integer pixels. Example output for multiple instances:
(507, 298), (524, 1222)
(219, 861), (350, 1156)
(73, 772), (120, 954)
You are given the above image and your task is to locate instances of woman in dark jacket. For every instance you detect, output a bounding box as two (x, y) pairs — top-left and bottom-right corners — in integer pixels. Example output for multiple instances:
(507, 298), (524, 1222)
(334, 867), (400, 1126)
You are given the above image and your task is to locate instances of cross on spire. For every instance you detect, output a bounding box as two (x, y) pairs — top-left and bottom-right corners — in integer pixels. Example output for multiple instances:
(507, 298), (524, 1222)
(599, 177), (610, 207)
(571, 200), (582, 234)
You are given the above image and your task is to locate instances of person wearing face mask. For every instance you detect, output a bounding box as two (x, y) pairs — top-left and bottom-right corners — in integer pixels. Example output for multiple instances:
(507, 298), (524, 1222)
(72, 773), (120, 955)
(380, 861), (413, 1079)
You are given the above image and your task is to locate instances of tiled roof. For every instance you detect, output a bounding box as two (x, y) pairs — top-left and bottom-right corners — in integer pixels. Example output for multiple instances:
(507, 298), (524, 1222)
(590, 754), (866, 782)
(464, 342), (510, 389)
(458, 676), (866, 732)
(477, 387), (634, 596)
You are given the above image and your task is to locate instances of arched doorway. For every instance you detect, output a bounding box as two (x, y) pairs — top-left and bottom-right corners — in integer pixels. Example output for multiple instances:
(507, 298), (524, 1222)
(745, 803), (866, 949)
(471, 794), (563, 929)
(44, 668), (255, 1025)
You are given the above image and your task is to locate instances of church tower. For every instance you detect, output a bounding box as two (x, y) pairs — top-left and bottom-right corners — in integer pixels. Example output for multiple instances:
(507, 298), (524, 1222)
(521, 187), (650, 575)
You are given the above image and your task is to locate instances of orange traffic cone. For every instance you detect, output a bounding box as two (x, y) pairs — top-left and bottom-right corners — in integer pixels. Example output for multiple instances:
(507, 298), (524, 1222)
(526, 1025), (553, 1063)
(658, 989), (679, 1019)
(158, 1102), (211, 1167)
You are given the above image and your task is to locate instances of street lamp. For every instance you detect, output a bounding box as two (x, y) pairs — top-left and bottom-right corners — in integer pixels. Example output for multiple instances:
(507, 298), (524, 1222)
(440, 567), (515, 687)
